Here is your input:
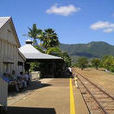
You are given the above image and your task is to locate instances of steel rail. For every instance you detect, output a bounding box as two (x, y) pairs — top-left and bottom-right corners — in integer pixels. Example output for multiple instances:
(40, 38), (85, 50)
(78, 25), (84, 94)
(76, 72), (114, 100)
(77, 76), (108, 114)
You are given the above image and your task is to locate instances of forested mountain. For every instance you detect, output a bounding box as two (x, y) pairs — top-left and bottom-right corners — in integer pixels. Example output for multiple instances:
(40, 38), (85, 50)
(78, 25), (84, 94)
(60, 41), (114, 59)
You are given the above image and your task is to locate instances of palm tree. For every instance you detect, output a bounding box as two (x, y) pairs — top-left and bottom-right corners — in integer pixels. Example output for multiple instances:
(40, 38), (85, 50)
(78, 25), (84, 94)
(42, 28), (59, 49)
(28, 24), (42, 45)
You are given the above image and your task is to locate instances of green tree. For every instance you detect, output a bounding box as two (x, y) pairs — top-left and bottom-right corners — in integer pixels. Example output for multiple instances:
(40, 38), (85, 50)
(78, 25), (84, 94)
(30, 62), (40, 71)
(61, 52), (71, 67)
(41, 28), (59, 49)
(101, 55), (114, 72)
(77, 57), (88, 70)
(91, 58), (100, 69)
(46, 47), (61, 56)
(46, 47), (71, 67)
(28, 24), (42, 45)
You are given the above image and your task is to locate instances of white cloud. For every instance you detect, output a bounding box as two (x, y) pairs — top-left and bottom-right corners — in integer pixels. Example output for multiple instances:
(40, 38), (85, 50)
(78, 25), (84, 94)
(90, 21), (110, 30)
(46, 4), (80, 16)
(90, 21), (114, 33)
(103, 28), (114, 33)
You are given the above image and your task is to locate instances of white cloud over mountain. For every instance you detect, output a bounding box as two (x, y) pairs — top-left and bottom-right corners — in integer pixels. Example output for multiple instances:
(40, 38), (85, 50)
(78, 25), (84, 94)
(90, 21), (114, 33)
(46, 4), (80, 16)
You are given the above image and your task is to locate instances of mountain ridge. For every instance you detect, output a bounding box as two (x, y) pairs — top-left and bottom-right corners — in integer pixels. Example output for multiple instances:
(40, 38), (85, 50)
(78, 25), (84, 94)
(60, 41), (114, 59)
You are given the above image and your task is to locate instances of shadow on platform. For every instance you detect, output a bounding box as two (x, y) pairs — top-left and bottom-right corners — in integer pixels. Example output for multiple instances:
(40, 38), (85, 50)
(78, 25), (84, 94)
(27, 80), (52, 90)
(1, 106), (56, 114)
(8, 80), (51, 97)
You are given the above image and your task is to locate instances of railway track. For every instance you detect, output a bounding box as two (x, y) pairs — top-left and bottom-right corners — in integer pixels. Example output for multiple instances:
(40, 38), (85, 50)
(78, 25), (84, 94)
(73, 71), (114, 114)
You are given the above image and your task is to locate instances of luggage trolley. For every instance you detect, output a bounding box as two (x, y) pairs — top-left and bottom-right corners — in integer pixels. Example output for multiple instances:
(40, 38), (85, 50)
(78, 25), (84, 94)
(0, 77), (8, 111)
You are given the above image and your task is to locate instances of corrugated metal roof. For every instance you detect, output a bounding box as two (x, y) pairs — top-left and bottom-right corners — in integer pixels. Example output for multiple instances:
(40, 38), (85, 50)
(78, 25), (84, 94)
(0, 17), (10, 29)
(19, 44), (62, 60)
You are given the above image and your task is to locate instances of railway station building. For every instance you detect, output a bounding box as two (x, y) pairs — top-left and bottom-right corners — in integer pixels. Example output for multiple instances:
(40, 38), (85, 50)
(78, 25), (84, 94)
(19, 39), (63, 78)
(0, 17), (25, 76)
(0, 16), (63, 78)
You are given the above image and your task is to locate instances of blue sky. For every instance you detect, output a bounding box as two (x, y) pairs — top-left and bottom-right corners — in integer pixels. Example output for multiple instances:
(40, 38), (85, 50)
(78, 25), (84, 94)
(0, 0), (114, 45)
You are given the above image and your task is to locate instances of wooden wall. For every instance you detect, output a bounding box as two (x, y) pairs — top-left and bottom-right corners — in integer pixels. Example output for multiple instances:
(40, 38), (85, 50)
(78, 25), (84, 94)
(0, 20), (25, 75)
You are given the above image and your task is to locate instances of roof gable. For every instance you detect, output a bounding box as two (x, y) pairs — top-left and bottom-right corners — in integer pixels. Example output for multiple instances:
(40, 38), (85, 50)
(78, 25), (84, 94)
(0, 17), (10, 29)
(0, 17), (20, 47)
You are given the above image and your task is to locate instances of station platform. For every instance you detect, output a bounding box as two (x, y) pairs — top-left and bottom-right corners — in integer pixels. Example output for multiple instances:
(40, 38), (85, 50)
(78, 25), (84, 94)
(6, 78), (89, 114)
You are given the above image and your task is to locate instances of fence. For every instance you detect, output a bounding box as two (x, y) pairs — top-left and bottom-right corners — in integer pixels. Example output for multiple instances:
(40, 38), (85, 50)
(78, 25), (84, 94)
(0, 77), (8, 109)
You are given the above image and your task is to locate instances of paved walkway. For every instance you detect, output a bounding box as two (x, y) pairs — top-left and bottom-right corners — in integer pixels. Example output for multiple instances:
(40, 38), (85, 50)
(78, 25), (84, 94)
(6, 78), (89, 114)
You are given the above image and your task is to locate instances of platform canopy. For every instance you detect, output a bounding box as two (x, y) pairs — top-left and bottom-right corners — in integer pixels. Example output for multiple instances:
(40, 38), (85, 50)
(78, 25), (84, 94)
(19, 39), (62, 61)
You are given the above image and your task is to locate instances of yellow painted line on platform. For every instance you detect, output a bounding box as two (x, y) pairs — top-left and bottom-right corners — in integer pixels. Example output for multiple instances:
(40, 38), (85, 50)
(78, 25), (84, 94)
(70, 78), (76, 114)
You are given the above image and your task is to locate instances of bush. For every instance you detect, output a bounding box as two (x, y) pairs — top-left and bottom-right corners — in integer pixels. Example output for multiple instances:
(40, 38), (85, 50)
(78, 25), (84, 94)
(91, 58), (100, 69)
(77, 57), (88, 70)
